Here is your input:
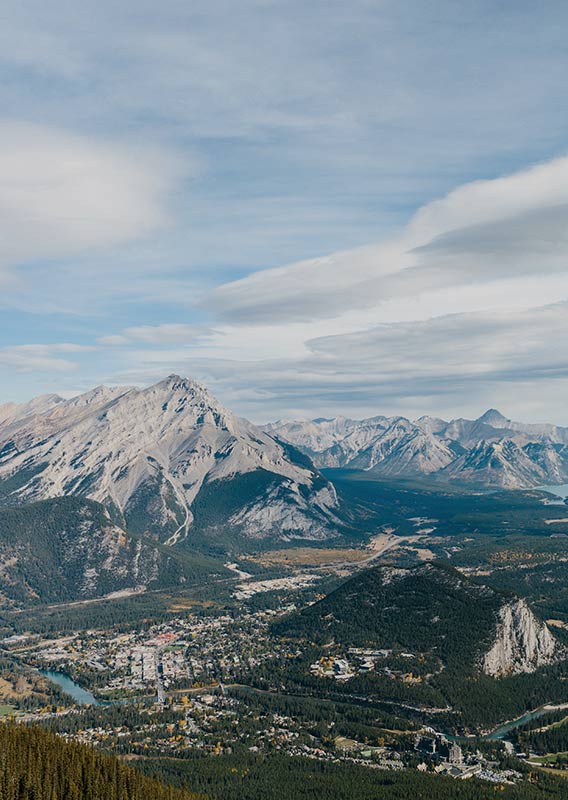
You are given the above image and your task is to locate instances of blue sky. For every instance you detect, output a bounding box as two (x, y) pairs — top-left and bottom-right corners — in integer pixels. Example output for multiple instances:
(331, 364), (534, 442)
(2, 1), (568, 422)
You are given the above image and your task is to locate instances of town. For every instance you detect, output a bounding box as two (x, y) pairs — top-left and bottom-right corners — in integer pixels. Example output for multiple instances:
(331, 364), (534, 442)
(0, 604), (534, 789)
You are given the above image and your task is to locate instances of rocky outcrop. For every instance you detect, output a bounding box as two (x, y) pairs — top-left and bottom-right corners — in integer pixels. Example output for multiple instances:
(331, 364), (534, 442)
(482, 599), (558, 676)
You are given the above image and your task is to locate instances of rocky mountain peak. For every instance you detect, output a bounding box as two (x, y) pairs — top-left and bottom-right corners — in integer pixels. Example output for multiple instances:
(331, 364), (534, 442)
(477, 408), (510, 426)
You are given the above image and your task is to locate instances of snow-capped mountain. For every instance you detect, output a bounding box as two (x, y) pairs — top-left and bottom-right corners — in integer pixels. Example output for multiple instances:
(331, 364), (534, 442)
(0, 376), (340, 545)
(268, 409), (568, 489)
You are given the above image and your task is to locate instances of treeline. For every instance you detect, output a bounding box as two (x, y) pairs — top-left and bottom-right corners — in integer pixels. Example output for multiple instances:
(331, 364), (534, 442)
(0, 724), (202, 800)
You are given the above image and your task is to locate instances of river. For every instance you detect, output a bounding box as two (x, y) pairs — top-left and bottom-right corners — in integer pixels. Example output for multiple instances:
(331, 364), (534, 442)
(487, 703), (568, 740)
(38, 669), (566, 741)
(39, 670), (99, 706)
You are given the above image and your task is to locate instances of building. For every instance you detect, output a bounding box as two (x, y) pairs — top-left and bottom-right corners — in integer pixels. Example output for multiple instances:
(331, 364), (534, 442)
(449, 743), (463, 765)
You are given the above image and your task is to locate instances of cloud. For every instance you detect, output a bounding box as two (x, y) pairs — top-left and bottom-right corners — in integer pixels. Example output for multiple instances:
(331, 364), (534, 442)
(2, 3), (568, 423)
(203, 155), (568, 324)
(0, 122), (187, 277)
(0, 343), (95, 373)
(98, 323), (205, 346)
(85, 153), (568, 422)
(93, 302), (568, 424)
(308, 302), (568, 386)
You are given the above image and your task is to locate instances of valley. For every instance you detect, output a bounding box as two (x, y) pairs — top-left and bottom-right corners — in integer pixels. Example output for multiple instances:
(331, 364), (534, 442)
(2, 379), (568, 797)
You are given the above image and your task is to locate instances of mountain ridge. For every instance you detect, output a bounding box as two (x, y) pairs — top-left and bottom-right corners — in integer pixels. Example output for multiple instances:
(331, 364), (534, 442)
(267, 408), (568, 489)
(275, 561), (560, 677)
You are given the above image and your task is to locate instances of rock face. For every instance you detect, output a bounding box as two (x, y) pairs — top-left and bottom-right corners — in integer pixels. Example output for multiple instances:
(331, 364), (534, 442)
(348, 420), (455, 475)
(268, 409), (568, 489)
(0, 376), (340, 545)
(266, 415), (390, 468)
(482, 599), (558, 676)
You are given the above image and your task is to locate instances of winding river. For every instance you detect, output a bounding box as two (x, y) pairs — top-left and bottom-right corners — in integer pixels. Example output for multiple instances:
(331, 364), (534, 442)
(38, 669), (568, 743)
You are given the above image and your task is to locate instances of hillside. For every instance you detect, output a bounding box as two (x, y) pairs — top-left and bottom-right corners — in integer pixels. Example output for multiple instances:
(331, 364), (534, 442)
(275, 563), (559, 676)
(0, 724), (200, 800)
(0, 497), (225, 607)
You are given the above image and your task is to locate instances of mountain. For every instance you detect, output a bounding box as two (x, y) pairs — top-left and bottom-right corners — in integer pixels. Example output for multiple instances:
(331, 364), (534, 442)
(0, 497), (223, 607)
(275, 562), (560, 676)
(424, 409), (568, 449)
(268, 409), (568, 489)
(0, 393), (64, 427)
(266, 415), (390, 468)
(442, 439), (549, 489)
(0, 376), (340, 547)
(347, 419), (456, 475)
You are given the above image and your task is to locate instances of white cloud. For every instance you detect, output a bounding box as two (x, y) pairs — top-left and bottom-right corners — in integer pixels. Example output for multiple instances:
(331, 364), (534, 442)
(0, 343), (94, 373)
(108, 302), (568, 422)
(0, 121), (188, 276)
(204, 155), (568, 324)
(98, 323), (205, 346)
(2, 4), (568, 422)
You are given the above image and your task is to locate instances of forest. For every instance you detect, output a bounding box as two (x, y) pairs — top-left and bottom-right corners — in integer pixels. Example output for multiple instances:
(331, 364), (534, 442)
(139, 750), (568, 800)
(0, 724), (201, 800)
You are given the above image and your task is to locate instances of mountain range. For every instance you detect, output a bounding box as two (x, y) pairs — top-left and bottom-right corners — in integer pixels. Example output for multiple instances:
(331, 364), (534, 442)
(267, 408), (568, 489)
(2, 376), (567, 606)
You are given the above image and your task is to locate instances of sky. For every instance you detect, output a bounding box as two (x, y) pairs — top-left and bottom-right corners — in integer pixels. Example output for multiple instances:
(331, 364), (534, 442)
(2, 0), (568, 423)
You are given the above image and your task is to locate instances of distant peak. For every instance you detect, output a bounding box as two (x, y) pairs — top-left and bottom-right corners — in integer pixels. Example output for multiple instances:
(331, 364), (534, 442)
(65, 385), (131, 407)
(478, 408), (509, 425)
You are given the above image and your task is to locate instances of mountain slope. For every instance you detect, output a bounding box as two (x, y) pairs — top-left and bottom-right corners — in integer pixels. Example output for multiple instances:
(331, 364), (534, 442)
(442, 439), (549, 488)
(348, 420), (456, 475)
(0, 497), (222, 607)
(0, 376), (340, 546)
(0, 724), (199, 800)
(275, 562), (559, 676)
(265, 416), (390, 468)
